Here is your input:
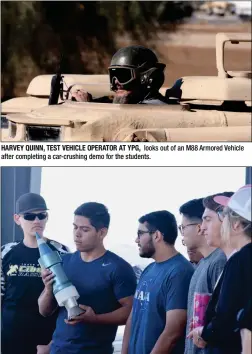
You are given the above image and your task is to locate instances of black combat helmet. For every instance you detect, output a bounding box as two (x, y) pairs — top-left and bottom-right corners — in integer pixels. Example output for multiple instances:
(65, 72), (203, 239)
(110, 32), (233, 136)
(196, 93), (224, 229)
(108, 45), (166, 94)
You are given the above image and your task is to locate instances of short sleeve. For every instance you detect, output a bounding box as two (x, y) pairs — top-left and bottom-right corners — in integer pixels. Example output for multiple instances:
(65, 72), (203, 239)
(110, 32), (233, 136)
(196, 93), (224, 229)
(112, 262), (137, 301)
(165, 268), (193, 311)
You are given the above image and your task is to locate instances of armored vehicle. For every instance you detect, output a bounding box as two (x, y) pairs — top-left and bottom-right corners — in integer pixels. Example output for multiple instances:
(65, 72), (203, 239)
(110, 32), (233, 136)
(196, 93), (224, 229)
(1, 33), (251, 142)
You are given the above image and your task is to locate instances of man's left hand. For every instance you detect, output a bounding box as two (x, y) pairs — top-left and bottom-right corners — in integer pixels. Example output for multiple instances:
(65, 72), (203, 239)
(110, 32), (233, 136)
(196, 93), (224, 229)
(187, 326), (207, 348)
(65, 305), (97, 325)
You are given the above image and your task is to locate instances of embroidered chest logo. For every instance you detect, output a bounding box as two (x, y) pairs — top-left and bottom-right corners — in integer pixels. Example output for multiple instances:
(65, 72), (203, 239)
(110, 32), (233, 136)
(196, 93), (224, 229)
(7, 264), (41, 277)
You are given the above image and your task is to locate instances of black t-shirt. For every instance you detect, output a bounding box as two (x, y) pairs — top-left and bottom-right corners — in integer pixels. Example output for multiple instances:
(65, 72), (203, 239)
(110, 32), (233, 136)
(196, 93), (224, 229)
(1, 239), (69, 353)
(202, 242), (252, 354)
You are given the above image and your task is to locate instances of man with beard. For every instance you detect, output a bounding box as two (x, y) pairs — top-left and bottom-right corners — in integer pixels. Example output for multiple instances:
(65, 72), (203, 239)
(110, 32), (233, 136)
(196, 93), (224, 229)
(71, 46), (168, 105)
(122, 210), (194, 354)
(38, 202), (136, 354)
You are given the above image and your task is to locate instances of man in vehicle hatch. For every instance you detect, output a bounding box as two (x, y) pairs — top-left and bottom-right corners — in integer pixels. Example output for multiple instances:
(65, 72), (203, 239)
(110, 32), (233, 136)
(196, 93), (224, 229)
(71, 45), (168, 105)
(38, 202), (137, 354)
(1, 193), (69, 354)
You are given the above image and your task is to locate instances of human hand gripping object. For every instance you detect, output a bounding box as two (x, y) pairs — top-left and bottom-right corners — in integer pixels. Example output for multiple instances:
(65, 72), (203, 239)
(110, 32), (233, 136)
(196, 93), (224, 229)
(36, 233), (84, 320)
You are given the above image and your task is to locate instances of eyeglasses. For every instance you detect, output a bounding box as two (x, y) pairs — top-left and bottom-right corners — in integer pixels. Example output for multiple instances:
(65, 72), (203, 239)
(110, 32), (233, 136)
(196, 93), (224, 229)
(137, 230), (155, 239)
(178, 223), (198, 235)
(22, 212), (47, 221)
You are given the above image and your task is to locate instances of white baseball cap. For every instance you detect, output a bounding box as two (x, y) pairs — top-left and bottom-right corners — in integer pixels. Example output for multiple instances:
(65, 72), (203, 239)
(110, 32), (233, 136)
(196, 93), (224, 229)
(214, 185), (251, 222)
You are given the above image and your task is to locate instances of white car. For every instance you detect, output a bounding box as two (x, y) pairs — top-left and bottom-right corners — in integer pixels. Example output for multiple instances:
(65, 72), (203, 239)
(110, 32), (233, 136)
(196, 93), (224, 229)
(232, 1), (252, 19)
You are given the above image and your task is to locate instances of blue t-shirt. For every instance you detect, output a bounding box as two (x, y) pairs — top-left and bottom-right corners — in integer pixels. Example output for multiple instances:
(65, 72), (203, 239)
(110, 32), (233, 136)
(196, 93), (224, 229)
(50, 250), (137, 354)
(129, 253), (194, 354)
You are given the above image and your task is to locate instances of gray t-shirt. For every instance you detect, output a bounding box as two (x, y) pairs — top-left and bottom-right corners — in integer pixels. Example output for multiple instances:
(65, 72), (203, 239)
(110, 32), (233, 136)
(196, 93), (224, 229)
(185, 248), (227, 354)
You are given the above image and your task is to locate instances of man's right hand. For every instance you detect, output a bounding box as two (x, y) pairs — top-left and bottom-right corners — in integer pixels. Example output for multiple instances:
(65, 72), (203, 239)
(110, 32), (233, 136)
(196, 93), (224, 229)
(41, 269), (55, 292)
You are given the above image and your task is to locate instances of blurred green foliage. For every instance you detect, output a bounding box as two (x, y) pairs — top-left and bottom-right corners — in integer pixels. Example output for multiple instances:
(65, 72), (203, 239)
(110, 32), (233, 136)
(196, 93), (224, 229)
(1, 1), (193, 99)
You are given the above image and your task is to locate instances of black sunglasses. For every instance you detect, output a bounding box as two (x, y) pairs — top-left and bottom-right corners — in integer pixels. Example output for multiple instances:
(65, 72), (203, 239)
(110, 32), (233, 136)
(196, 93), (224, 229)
(22, 212), (47, 221)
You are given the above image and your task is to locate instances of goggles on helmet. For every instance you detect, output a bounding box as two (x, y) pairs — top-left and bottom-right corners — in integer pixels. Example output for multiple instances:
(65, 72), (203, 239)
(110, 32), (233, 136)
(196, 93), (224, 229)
(108, 66), (137, 87)
(108, 62), (166, 91)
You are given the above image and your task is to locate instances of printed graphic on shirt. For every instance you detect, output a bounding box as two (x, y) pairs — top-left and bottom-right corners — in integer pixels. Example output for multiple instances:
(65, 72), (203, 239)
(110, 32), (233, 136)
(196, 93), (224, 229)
(1, 240), (69, 297)
(6, 264), (19, 276)
(1, 242), (19, 296)
(7, 263), (41, 277)
(134, 279), (153, 310)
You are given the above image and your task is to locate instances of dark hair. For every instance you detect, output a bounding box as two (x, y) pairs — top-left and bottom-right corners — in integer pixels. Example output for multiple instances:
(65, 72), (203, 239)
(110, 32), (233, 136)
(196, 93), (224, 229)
(74, 202), (110, 230)
(139, 210), (178, 245)
(203, 192), (234, 212)
(179, 198), (204, 222)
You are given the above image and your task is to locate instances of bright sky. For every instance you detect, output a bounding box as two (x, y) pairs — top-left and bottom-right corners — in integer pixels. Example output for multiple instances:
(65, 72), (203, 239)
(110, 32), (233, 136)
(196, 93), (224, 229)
(40, 167), (245, 266)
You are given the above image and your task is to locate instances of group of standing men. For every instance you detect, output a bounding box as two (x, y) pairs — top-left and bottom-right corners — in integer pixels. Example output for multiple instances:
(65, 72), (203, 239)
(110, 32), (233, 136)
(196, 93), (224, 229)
(1, 186), (251, 354)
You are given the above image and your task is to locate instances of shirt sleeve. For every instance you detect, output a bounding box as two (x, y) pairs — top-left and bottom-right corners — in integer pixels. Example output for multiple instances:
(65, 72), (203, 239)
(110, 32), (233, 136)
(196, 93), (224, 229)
(165, 268), (193, 311)
(1, 243), (18, 298)
(201, 253), (250, 346)
(112, 262), (137, 301)
(237, 298), (252, 331)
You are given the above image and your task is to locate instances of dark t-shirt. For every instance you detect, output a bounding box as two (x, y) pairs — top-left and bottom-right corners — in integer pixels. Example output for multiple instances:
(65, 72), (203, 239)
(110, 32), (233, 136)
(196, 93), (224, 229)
(92, 92), (168, 105)
(1, 240), (69, 354)
(202, 243), (252, 354)
(51, 250), (137, 354)
(128, 253), (194, 354)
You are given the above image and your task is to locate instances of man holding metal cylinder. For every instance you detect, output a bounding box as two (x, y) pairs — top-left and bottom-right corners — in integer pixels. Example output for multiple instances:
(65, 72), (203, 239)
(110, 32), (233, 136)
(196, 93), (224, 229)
(1, 193), (69, 354)
(38, 202), (137, 354)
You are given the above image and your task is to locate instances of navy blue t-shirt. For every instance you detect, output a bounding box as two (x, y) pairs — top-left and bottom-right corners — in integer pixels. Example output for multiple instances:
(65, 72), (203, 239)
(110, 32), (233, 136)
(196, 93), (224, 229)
(51, 250), (137, 354)
(129, 253), (194, 354)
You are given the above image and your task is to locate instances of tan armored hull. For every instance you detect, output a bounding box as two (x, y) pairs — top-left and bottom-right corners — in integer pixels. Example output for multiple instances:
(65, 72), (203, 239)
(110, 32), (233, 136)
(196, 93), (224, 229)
(2, 102), (251, 142)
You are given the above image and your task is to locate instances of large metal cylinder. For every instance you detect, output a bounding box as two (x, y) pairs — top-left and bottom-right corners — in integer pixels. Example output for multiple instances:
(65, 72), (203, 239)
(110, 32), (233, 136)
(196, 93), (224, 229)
(36, 233), (84, 320)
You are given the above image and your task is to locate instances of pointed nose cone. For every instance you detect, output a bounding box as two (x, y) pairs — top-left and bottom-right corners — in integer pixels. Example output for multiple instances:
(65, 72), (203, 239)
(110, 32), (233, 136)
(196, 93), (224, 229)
(35, 232), (52, 257)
